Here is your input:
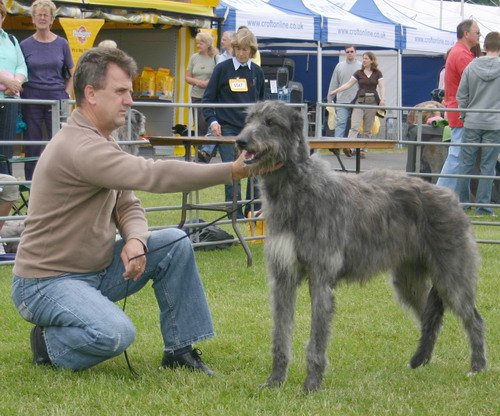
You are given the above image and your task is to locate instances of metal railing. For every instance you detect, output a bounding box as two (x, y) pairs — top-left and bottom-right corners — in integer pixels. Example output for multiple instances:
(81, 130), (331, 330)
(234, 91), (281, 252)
(0, 98), (498, 266)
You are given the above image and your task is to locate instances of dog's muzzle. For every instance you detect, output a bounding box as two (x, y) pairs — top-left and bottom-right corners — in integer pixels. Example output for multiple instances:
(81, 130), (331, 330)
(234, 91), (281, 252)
(236, 136), (269, 165)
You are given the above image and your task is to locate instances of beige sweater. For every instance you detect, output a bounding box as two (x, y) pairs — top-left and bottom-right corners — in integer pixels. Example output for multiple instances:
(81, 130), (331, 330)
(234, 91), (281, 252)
(14, 109), (233, 278)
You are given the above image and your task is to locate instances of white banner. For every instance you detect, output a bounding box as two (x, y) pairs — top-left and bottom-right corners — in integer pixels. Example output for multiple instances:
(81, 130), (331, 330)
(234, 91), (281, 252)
(327, 19), (396, 48)
(235, 11), (316, 40)
(405, 28), (456, 53)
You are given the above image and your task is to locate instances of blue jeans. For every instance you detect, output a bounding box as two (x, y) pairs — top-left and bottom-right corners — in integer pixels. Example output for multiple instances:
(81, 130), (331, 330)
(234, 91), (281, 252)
(218, 125), (259, 218)
(457, 128), (500, 215)
(201, 144), (217, 156)
(436, 127), (464, 191)
(219, 125), (243, 217)
(11, 228), (215, 370)
(334, 106), (351, 138)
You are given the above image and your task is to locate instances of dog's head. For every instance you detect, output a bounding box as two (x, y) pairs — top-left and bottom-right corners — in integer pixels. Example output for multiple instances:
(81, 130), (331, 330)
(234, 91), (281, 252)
(407, 101), (444, 125)
(236, 101), (309, 175)
(173, 124), (188, 136)
(130, 109), (146, 136)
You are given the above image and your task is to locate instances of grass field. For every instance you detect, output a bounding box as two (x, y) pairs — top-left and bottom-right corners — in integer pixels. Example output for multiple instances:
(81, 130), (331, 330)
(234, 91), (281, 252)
(0, 186), (498, 416)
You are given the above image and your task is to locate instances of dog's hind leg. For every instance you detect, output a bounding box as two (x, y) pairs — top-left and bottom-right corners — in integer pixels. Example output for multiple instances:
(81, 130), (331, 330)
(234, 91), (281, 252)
(430, 253), (486, 374)
(391, 262), (432, 319)
(445, 294), (486, 374)
(262, 269), (299, 388)
(303, 280), (334, 393)
(410, 286), (444, 369)
(462, 308), (486, 374)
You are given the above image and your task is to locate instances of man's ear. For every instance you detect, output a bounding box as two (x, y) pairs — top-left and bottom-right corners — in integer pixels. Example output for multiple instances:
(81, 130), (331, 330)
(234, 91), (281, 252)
(84, 85), (97, 105)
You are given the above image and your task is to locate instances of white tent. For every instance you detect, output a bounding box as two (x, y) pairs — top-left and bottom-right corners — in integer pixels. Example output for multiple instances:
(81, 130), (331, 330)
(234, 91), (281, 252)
(384, 0), (500, 38)
(337, 0), (456, 53)
(272, 0), (399, 49)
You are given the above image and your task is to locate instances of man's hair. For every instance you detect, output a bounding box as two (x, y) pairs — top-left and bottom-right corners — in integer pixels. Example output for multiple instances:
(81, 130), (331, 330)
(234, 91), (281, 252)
(344, 45), (356, 52)
(484, 31), (500, 53)
(74, 47), (137, 106)
(0, 0), (6, 18)
(30, 0), (56, 18)
(456, 19), (475, 40)
(98, 39), (118, 48)
(232, 27), (258, 58)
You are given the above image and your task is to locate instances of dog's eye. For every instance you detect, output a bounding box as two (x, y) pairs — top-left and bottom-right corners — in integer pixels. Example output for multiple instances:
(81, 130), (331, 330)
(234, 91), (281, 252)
(265, 118), (274, 127)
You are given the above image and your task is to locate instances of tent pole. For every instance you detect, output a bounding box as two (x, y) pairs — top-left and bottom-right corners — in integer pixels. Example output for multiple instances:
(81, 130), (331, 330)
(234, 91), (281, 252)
(316, 40), (322, 138)
(439, 0), (443, 30)
(397, 49), (403, 142)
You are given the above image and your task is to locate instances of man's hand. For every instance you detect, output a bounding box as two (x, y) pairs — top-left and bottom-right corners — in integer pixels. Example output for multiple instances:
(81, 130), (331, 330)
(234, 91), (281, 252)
(210, 122), (222, 137)
(121, 238), (147, 280)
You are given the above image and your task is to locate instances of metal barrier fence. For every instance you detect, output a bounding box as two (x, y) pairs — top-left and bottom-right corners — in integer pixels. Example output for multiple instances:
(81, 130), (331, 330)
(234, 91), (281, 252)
(314, 101), (500, 244)
(0, 98), (498, 266)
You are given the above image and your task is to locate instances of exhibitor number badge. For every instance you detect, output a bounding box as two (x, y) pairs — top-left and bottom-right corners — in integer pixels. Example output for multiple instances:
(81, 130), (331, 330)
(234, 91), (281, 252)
(229, 78), (248, 92)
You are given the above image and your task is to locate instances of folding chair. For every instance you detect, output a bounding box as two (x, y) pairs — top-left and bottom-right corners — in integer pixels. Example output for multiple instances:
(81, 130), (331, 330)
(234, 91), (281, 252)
(0, 154), (38, 215)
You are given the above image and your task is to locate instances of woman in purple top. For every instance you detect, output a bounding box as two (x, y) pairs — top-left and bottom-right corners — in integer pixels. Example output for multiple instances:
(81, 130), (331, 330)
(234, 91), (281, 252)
(20, 0), (74, 180)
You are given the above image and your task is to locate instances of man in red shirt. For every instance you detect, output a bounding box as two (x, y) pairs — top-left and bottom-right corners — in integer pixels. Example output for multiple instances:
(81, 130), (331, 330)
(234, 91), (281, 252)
(436, 19), (480, 190)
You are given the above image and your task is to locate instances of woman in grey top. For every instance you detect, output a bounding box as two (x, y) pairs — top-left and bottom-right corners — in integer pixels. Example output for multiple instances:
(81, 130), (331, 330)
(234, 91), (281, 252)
(186, 32), (218, 136)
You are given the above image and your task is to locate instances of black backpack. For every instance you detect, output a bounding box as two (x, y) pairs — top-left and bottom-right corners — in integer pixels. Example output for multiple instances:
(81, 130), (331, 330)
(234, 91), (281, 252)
(8, 33), (17, 46)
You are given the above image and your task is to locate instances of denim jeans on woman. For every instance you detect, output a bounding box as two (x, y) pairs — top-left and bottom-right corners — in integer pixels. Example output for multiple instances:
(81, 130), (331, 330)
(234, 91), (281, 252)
(11, 228), (215, 370)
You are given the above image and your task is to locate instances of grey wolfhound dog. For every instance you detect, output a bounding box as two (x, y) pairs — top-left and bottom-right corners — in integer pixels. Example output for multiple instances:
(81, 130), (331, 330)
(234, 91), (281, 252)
(236, 100), (486, 393)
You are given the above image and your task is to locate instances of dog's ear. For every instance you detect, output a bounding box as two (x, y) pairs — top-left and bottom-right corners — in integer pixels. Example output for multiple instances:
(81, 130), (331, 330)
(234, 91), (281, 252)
(290, 107), (304, 136)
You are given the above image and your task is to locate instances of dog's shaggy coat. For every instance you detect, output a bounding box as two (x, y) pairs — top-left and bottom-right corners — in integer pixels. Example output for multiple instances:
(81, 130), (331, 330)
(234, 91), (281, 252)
(236, 101), (486, 392)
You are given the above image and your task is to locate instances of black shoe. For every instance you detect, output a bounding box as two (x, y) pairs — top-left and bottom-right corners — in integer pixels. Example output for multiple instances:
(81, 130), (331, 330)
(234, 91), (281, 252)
(30, 325), (53, 366)
(197, 150), (212, 163)
(161, 348), (215, 375)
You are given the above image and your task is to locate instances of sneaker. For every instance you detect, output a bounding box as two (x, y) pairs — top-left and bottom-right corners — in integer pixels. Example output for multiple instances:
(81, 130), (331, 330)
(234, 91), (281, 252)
(197, 149), (212, 163)
(161, 348), (216, 375)
(342, 148), (353, 157)
(30, 325), (53, 366)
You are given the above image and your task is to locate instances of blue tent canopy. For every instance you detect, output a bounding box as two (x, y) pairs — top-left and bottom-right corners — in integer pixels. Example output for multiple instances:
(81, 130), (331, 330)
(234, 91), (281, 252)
(271, 0), (399, 49)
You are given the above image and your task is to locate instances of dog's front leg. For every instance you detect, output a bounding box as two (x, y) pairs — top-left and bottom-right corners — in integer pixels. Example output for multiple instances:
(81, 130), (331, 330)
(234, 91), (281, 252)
(261, 269), (299, 388)
(303, 280), (334, 393)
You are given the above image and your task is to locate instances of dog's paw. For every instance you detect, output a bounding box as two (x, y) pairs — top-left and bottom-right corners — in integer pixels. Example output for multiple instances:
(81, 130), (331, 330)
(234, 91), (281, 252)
(409, 352), (432, 369)
(259, 376), (285, 388)
(470, 357), (487, 374)
(303, 375), (323, 393)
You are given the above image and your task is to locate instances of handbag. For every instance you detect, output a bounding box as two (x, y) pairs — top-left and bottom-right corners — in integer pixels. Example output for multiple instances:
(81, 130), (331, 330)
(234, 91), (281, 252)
(62, 65), (71, 80)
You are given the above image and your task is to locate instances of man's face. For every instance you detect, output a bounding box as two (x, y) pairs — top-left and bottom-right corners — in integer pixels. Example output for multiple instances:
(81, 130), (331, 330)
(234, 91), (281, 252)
(221, 33), (232, 52)
(92, 63), (133, 136)
(464, 23), (481, 48)
(345, 47), (356, 62)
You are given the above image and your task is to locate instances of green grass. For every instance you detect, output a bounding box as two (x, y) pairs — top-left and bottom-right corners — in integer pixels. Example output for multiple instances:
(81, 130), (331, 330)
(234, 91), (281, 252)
(1, 187), (499, 416)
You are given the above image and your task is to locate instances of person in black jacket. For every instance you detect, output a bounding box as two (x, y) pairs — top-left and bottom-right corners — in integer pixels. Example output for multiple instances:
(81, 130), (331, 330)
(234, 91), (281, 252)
(202, 27), (265, 218)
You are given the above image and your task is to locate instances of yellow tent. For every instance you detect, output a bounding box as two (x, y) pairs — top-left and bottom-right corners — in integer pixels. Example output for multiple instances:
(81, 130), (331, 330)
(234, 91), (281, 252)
(6, 0), (221, 133)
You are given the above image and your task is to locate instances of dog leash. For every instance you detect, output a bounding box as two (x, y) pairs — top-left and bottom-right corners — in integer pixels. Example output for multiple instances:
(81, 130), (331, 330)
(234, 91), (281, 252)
(121, 197), (258, 376)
